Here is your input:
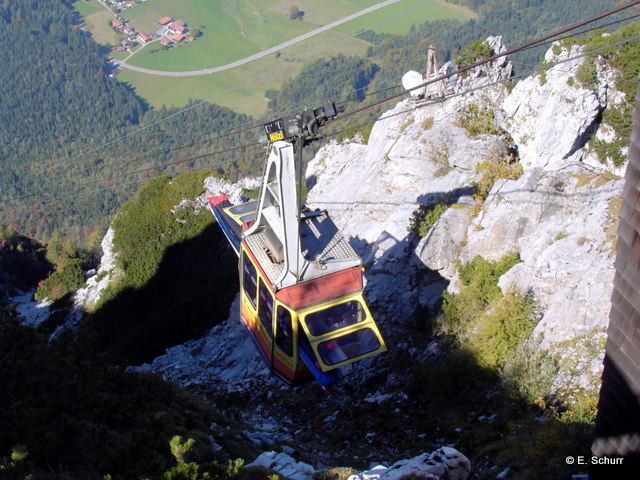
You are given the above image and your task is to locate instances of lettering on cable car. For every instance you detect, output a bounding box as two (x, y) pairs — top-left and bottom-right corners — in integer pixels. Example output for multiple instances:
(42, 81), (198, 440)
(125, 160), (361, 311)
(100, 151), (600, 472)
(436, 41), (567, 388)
(269, 130), (285, 142)
(264, 119), (285, 142)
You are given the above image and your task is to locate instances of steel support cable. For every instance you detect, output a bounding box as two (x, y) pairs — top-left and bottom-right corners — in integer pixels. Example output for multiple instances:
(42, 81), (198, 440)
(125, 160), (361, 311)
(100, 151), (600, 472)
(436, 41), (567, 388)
(59, 1), (437, 165)
(41, 4), (640, 193)
(335, 0), (640, 122)
(26, 100), (320, 181)
(18, 1), (439, 185)
(328, 32), (640, 140)
(16, 3), (640, 187)
(3, 14), (640, 211)
(337, 8), (640, 108)
(2, 141), (262, 206)
(2, 34), (638, 211)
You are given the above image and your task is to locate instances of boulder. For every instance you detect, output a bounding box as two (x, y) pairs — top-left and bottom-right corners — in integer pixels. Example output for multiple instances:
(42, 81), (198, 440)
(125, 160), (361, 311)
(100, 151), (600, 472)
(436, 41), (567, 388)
(248, 451), (315, 480)
(349, 447), (471, 480)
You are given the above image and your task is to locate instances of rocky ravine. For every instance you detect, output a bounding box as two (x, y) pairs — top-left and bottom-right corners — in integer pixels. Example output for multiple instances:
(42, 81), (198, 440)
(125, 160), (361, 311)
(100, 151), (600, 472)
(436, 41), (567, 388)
(68, 38), (625, 478)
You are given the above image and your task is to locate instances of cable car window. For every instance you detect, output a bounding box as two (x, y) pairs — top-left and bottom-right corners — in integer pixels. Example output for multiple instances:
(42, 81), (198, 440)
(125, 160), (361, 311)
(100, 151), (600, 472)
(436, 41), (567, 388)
(258, 281), (273, 338)
(305, 300), (365, 336)
(242, 255), (258, 307)
(229, 202), (257, 215)
(275, 307), (294, 357)
(317, 328), (381, 366)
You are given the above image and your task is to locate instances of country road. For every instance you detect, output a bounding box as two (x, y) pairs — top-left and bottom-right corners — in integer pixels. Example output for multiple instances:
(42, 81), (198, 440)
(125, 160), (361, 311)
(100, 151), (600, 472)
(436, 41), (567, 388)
(115, 0), (405, 77)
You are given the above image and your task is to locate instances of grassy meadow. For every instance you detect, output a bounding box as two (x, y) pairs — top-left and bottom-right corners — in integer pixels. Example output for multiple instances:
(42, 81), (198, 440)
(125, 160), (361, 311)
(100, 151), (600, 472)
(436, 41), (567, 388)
(119, 30), (370, 116)
(77, 0), (474, 112)
(335, 0), (473, 35)
(74, 1), (121, 45)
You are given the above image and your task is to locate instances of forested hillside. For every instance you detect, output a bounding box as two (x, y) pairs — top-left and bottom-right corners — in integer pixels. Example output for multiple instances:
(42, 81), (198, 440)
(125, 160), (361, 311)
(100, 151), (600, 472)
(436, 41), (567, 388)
(0, 0), (260, 245)
(0, 178), (252, 479)
(85, 172), (238, 365)
(0, 0), (626, 246)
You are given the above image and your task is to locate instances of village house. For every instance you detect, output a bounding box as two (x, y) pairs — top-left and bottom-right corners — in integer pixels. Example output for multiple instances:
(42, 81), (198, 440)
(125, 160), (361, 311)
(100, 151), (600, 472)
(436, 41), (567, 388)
(123, 24), (135, 35)
(160, 37), (172, 46)
(112, 19), (123, 29)
(158, 16), (172, 26)
(172, 33), (185, 43)
(168, 20), (187, 35)
(137, 32), (151, 44)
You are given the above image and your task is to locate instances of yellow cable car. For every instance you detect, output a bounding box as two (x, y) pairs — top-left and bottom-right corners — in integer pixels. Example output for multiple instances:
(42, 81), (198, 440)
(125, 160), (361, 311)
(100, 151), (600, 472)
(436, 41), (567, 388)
(209, 104), (385, 387)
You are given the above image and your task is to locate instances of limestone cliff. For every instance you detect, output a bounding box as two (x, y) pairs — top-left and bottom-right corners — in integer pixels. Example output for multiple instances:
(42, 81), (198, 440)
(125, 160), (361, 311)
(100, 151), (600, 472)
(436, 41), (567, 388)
(133, 38), (624, 399)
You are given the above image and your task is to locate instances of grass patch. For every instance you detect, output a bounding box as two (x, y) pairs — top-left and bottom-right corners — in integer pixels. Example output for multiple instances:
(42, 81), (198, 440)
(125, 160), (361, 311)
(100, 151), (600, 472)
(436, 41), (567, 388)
(407, 198), (450, 237)
(456, 102), (500, 137)
(442, 252), (521, 338)
(427, 134), (451, 176)
(313, 467), (356, 480)
(120, 0), (381, 71)
(334, 0), (472, 36)
(125, 1), (313, 71)
(72, 0), (104, 17)
(117, 28), (368, 114)
(421, 117), (434, 130)
(471, 148), (523, 211)
(605, 193), (623, 255)
(83, 10), (122, 46)
(575, 24), (640, 168)
(335, 123), (373, 144)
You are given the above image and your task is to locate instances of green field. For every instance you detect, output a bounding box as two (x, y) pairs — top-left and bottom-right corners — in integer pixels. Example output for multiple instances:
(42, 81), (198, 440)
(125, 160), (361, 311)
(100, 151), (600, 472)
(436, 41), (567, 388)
(335, 0), (472, 35)
(73, 0), (103, 17)
(118, 30), (370, 116)
(124, 0), (314, 71)
(74, 0), (121, 45)
(76, 0), (473, 112)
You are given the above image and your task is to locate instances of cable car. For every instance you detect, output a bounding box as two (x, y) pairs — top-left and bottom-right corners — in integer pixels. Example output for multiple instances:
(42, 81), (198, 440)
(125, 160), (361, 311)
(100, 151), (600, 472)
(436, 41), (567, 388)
(208, 104), (385, 388)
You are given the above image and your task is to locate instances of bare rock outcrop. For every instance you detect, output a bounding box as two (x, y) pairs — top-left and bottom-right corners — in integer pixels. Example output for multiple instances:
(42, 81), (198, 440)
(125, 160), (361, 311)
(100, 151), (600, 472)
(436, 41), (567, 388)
(138, 38), (625, 394)
(501, 42), (619, 173)
(72, 227), (119, 312)
(247, 447), (471, 480)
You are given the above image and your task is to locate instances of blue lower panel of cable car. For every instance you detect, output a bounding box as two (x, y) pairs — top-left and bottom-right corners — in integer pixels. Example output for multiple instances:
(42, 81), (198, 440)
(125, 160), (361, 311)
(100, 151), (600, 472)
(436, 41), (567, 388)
(298, 332), (340, 388)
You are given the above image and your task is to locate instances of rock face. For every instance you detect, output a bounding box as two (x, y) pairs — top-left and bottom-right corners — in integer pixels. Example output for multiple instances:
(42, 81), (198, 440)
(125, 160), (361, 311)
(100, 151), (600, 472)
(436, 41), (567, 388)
(309, 39), (622, 388)
(248, 451), (315, 480)
(305, 97), (496, 325)
(502, 42), (621, 174)
(487, 169), (621, 347)
(132, 38), (624, 396)
(76, 36), (627, 476)
(72, 227), (119, 312)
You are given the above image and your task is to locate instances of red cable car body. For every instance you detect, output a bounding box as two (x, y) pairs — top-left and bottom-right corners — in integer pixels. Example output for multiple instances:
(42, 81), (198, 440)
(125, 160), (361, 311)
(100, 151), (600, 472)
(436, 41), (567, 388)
(208, 105), (385, 387)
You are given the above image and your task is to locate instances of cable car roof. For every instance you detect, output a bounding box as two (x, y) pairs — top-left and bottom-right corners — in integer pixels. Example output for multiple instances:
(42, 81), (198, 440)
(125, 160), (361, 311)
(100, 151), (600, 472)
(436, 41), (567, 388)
(244, 208), (361, 289)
